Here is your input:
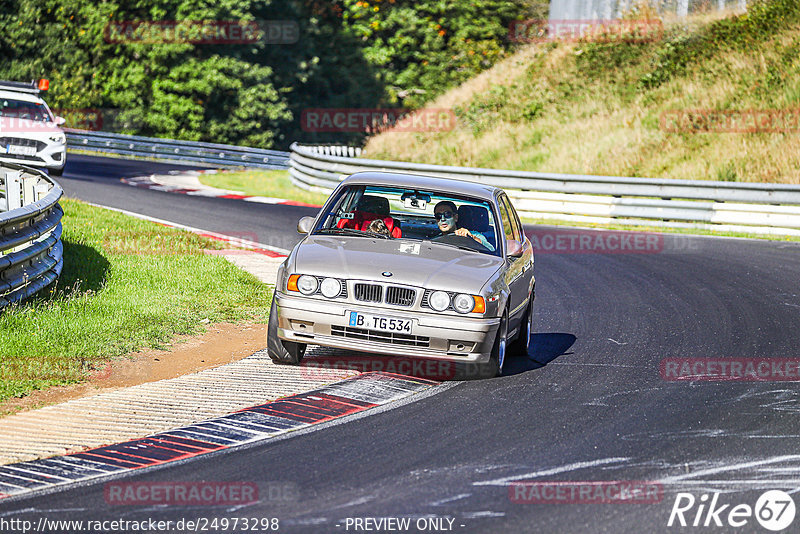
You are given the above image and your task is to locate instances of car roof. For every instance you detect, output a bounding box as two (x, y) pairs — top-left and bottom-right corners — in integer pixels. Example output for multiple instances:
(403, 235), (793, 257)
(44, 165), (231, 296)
(0, 90), (44, 104)
(339, 171), (503, 202)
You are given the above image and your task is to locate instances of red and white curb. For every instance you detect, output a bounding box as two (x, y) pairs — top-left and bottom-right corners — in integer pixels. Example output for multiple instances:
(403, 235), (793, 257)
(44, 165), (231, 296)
(0, 373), (437, 502)
(121, 171), (320, 208)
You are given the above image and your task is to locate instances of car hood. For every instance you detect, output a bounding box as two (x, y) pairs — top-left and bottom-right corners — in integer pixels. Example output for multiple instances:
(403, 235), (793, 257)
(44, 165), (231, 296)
(293, 236), (503, 293)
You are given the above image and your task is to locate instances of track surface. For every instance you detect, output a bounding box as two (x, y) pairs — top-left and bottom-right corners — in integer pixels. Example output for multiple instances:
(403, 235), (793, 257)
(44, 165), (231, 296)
(56, 154), (316, 251)
(3, 155), (800, 532)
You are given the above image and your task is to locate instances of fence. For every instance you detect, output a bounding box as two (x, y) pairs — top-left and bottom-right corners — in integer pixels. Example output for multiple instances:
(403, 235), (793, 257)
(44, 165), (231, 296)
(0, 163), (64, 309)
(66, 130), (290, 170)
(289, 143), (800, 236)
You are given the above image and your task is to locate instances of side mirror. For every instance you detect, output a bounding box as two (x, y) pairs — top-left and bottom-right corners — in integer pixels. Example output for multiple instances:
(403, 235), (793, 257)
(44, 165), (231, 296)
(54, 116), (66, 126)
(506, 239), (523, 258)
(297, 216), (314, 234)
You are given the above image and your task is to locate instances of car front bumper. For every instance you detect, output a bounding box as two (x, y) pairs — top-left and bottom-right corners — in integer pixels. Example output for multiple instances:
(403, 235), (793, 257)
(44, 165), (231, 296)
(275, 292), (501, 364)
(0, 144), (66, 170)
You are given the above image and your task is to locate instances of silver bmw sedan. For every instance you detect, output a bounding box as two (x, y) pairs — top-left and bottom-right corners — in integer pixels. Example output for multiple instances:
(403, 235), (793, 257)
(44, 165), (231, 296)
(267, 171), (535, 378)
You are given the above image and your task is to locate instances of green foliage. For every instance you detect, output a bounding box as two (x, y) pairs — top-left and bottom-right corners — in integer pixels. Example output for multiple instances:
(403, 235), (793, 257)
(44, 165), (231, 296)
(0, 0), (529, 148)
(639, 0), (800, 89)
(716, 162), (738, 182)
(340, 0), (527, 107)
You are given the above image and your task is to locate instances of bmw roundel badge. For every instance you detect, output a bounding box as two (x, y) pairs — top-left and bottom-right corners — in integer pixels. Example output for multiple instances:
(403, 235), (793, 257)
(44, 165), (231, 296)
(382, 272), (393, 277)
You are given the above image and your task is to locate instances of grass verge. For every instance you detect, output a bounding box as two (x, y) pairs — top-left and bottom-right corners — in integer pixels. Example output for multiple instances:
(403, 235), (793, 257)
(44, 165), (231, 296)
(199, 169), (328, 206)
(363, 0), (800, 184)
(0, 198), (273, 403)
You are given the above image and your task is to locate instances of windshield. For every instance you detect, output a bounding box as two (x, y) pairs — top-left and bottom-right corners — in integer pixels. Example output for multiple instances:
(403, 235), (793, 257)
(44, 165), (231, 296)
(0, 99), (53, 122)
(315, 184), (501, 256)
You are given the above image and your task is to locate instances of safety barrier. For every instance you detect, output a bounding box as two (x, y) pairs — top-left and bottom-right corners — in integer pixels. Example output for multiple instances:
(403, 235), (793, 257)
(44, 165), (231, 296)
(289, 143), (800, 236)
(0, 163), (64, 309)
(66, 130), (290, 170)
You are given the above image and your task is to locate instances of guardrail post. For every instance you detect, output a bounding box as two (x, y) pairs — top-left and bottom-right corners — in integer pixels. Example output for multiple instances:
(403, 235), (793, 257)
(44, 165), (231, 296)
(35, 182), (50, 202)
(22, 176), (39, 206)
(4, 171), (22, 211)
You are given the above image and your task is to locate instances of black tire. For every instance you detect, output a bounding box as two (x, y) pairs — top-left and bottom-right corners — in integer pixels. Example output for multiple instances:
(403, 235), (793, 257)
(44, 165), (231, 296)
(49, 166), (64, 177)
(473, 310), (507, 379)
(267, 295), (306, 365)
(508, 295), (533, 357)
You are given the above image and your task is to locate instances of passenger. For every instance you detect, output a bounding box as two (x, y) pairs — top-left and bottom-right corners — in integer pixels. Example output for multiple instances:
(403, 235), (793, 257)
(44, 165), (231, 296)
(365, 218), (392, 237)
(433, 201), (494, 251)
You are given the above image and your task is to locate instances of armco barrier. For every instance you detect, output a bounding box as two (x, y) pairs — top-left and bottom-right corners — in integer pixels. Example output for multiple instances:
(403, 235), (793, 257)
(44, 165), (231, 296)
(0, 163), (64, 309)
(66, 130), (290, 170)
(289, 143), (800, 236)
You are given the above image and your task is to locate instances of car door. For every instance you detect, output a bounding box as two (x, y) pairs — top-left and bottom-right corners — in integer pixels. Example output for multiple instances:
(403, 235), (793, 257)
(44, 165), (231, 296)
(498, 194), (533, 333)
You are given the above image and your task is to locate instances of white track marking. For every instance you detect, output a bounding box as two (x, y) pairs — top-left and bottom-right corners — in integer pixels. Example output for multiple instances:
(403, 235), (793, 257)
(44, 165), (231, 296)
(472, 457), (630, 486)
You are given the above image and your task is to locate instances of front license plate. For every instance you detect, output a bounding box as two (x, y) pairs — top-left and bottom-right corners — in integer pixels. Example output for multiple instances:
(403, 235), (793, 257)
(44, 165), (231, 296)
(349, 311), (412, 333)
(8, 145), (36, 156)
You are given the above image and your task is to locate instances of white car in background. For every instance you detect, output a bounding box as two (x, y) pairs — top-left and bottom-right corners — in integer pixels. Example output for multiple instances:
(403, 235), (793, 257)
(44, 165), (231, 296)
(0, 79), (67, 176)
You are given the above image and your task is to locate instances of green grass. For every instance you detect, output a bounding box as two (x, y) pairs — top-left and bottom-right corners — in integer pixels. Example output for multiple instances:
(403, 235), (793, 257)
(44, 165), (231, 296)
(0, 198), (272, 403)
(199, 169), (328, 206)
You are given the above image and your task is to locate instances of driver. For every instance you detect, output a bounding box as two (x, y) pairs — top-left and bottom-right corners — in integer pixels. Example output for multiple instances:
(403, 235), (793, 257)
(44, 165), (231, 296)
(433, 201), (494, 251)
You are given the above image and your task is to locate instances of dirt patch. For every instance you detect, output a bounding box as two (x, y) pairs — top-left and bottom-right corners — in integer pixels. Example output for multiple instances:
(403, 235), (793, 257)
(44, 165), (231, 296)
(0, 322), (266, 416)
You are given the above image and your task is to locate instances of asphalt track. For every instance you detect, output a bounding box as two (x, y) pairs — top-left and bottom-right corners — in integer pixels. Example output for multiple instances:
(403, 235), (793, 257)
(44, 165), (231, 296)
(55, 154), (316, 252)
(3, 154), (800, 532)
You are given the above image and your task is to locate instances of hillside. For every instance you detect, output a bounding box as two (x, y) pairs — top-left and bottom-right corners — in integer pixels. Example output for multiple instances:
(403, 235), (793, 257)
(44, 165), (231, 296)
(364, 0), (800, 184)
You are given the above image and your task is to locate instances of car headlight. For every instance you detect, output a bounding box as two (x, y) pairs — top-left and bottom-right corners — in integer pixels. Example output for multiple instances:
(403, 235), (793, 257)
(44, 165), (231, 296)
(429, 290), (450, 311)
(297, 275), (318, 295)
(49, 134), (66, 145)
(453, 294), (476, 314)
(320, 277), (341, 298)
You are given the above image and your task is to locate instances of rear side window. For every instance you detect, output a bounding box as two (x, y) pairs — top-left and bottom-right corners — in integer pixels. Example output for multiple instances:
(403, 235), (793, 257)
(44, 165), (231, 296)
(498, 195), (521, 242)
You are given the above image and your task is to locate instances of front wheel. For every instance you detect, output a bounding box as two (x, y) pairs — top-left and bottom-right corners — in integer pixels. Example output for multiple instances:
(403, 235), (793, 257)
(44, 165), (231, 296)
(48, 166), (64, 177)
(266, 294), (306, 365)
(508, 296), (533, 357)
(473, 310), (507, 379)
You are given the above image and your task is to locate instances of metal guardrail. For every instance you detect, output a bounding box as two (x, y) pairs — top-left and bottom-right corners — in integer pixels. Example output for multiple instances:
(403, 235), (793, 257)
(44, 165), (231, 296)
(0, 163), (64, 309)
(289, 143), (800, 236)
(66, 130), (290, 170)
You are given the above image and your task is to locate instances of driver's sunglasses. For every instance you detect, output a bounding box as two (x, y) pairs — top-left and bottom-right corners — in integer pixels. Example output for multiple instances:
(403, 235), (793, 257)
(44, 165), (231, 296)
(434, 211), (455, 221)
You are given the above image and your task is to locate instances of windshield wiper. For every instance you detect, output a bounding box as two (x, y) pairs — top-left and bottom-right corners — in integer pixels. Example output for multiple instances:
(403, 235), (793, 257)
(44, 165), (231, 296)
(316, 228), (390, 239)
(424, 240), (478, 253)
